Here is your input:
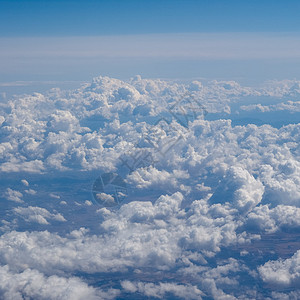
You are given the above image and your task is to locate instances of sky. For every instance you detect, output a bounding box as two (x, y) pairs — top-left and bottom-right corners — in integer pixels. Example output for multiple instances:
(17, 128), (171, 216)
(1, 2), (300, 299)
(0, 0), (300, 85)
(1, 0), (300, 36)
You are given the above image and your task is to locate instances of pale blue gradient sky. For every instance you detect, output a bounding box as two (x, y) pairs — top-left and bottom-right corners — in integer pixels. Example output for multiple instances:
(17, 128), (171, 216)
(0, 1), (299, 85)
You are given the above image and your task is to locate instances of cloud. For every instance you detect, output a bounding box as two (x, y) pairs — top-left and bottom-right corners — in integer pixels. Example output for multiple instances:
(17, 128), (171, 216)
(121, 281), (204, 299)
(96, 193), (115, 205)
(21, 179), (29, 187)
(13, 206), (66, 225)
(0, 116), (5, 126)
(271, 291), (300, 300)
(1, 75), (300, 298)
(24, 189), (37, 195)
(259, 250), (300, 287)
(126, 166), (189, 189)
(1, 33), (300, 60)
(0, 192), (251, 279)
(245, 204), (300, 233)
(48, 110), (81, 133)
(0, 265), (118, 300)
(49, 193), (60, 199)
(209, 166), (264, 214)
(241, 100), (300, 113)
(4, 188), (23, 203)
(0, 160), (45, 173)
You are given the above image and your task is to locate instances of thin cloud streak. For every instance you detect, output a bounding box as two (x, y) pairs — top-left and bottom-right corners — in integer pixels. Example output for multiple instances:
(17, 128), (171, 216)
(1, 33), (300, 60)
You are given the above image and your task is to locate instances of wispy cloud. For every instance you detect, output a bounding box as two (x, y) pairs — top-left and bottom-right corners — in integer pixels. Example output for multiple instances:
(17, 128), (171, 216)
(1, 33), (300, 60)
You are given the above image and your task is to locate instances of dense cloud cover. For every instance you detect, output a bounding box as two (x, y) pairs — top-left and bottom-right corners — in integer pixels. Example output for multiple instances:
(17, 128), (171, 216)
(0, 76), (299, 299)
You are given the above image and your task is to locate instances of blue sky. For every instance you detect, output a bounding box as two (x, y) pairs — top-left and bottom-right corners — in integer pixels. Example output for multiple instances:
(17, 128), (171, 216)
(1, 0), (300, 36)
(0, 0), (300, 85)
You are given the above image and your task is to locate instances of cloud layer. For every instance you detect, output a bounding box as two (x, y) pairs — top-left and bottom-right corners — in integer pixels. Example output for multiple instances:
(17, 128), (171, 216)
(0, 76), (299, 299)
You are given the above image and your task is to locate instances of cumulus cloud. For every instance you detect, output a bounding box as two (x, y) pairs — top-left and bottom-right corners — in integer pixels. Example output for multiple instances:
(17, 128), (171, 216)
(1, 75), (300, 298)
(0, 115), (5, 126)
(4, 188), (23, 203)
(259, 250), (300, 287)
(126, 166), (189, 190)
(47, 110), (81, 133)
(245, 204), (300, 233)
(0, 159), (44, 173)
(21, 179), (29, 186)
(13, 206), (66, 225)
(0, 192), (252, 279)
(0, 265), (118, 300)
(209, 166), (264, 214)
(121, 281), (204, 299)
(271, 291), (300, 299)
(96, 193), (115, 205)
(25, 189), (37, 195)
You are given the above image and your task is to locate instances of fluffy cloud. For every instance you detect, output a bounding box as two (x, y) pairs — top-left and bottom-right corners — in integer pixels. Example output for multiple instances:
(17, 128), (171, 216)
(21, 179), (29, 186)
(245, 204), (300, 233)
(209, 166), (264, 214)
(259, 250), (300, 287)
(0, 265), (118, 300)
(4, 188), (23, 203)
(126, 166), (189, 190)
(0, 192), (253, 280)
(95, 193), (115, 205)
(241, 100), (300, 113)
(0, 115), (5, 126)
(121, 281), (204, 299)
(1, 75), (300, 298)
(13, 206), (66, 225)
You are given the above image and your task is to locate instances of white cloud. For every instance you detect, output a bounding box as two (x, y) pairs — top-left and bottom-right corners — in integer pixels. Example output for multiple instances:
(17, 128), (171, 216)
(13, 206), (66, 225)
(4, 188), (23, 203)
(96, 193), (115, 205)
(0, 193), (251, 279)
(246, 204), (300, 233)
(0, 116), (5, 126)
(21, 179), (29, 186)
(0, 265), (118, 300)
(0, 75), (300, 298)
(210, 166), (264, 214)
(0, 160), (44, 173)
(50, 193), (60, 199)
(259, 250), (300, 287)
(126, 166), (189, 189)
(121, 281), (204, 299)
(48, 110), (81, 133)
(85, 200), (92, 206)
(25, 189), (36, 195)
(271, 291), (300, 300)
(241, 100), (300, 113)
(1, 33), (300, 60)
